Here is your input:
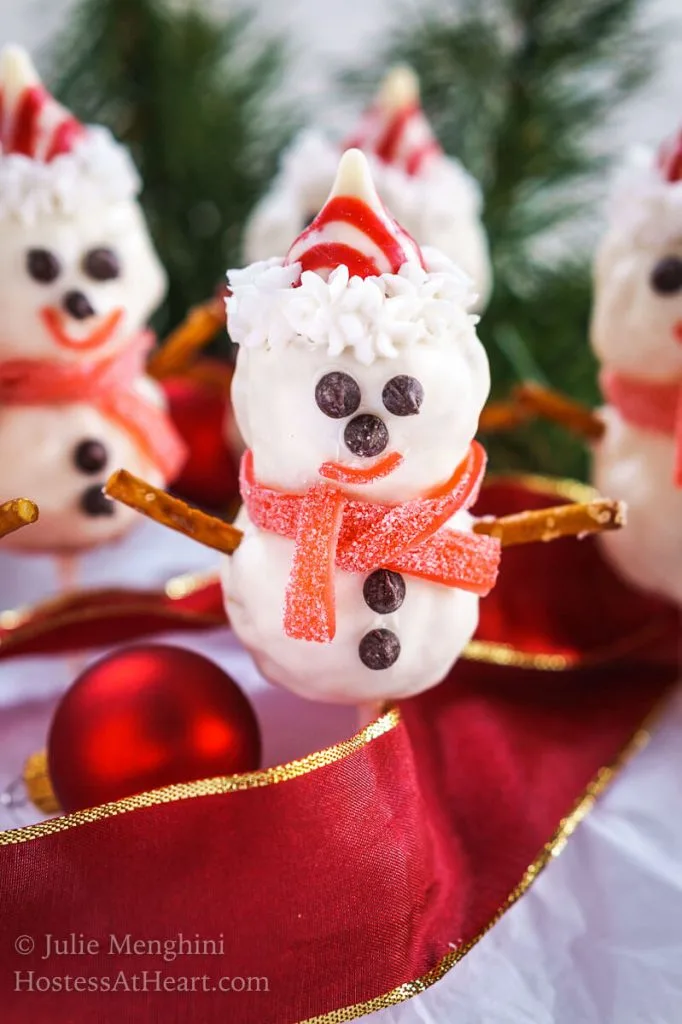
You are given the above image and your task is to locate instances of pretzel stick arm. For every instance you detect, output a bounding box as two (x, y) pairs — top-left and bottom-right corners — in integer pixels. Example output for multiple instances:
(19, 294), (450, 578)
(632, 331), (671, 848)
(147, 297), (226, 380)
(473, 499), (626, 548)
(0, 498), (39, 539)
(105, 471), (242, 555)
(478, 400), (534, 433)
(514, 382), (605, 441)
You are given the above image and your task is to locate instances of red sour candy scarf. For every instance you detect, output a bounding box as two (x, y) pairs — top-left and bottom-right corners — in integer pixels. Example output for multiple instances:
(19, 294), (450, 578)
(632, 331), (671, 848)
(600, 370), (682, 486)
(240, 443), (501, 643)
(0, 332), (186, 481)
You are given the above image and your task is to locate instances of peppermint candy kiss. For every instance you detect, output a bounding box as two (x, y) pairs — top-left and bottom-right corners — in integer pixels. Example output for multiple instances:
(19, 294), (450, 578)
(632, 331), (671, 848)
(284, 148), (425, 280)
(0, 46), (85, 163)
(345, 66), (443, 178)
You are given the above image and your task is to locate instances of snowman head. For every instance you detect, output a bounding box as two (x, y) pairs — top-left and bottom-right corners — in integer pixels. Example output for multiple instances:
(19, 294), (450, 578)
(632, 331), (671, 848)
(244, 66), (491, 310)
(228, 149), (490, 504)
(591, 131), (682, 381)
(0, 46), (166, 364)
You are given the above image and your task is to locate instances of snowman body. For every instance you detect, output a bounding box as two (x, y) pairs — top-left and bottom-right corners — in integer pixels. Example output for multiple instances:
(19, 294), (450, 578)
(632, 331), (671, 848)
(592, 410), (682, 604)
(0, 399), (163, 552)
(589, 155), (682, 606)
(222, 241), (493, 703)
(224, 505), (478, 704)
(0, 46), (178, 552)
(0, 196), (168, 551)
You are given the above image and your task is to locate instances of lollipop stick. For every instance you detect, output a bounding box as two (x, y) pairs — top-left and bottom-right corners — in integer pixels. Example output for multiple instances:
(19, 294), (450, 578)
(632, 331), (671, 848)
(105, 470), (243, 555)
(147, 297), (226, 380)
(473, 499), (626, 547)
(514, 382), (605, 441)
(0, 498), (38, 539)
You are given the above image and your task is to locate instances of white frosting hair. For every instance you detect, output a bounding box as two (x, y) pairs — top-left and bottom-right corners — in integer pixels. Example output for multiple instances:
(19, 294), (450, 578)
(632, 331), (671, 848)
(0, 45), (140, 223)
(0, 127), (141, 224)
(603, 145), (682, 249)
(227, 249), (476, 366)
(232, 148), (479, 365)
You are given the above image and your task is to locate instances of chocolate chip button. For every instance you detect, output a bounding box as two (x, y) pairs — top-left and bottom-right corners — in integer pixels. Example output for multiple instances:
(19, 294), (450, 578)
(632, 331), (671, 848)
(80, 485), (115, 517)
(344, 414), (389, 457)
(359, 628), (400, 670)
(363, 569), (406, 614)
(382, 375), (424, 416)
(73, 439), (108, 475)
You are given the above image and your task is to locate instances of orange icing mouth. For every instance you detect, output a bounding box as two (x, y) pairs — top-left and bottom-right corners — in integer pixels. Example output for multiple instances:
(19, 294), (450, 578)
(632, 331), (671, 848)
(40, 306), (125, 352)
(318, 451), (404, 484)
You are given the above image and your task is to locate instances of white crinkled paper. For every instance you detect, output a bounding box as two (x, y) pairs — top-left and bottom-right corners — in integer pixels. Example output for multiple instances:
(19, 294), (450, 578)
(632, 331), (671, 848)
(226, 252), (477, 365)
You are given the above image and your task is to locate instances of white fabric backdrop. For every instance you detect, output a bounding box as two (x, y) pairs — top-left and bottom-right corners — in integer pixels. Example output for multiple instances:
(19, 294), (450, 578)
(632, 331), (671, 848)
(0, 523), (680, 1024)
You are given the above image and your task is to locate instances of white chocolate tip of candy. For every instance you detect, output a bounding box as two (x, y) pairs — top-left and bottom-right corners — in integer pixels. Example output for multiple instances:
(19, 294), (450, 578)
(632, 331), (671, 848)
(377, 65), (420, 113)
(0, 45), (40, 103)
(329, 147), (383, 207)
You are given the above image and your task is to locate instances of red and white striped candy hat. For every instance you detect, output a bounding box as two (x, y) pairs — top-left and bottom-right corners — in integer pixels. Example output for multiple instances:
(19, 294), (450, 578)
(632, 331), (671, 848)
(657, 129), (682, 184)
(285, 148), (425, 280)
(0, 46), (85, 163)
(345, 66), (443, 178)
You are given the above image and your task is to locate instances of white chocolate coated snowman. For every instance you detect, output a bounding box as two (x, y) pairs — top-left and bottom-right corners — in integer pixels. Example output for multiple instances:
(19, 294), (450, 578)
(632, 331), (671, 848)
(222, 149), (500, 705)
(0, 46), (185, 552)
(244, 67), (492, 312)
(591, 133), (682, 605)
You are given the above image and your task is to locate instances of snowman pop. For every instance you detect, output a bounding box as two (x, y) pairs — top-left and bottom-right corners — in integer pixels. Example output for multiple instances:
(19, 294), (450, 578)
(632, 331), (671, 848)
(515, 128), (682, 607)
(151, 67), (491, 431)
(0, 46), (185, 561)
(107, 150), (625, 714)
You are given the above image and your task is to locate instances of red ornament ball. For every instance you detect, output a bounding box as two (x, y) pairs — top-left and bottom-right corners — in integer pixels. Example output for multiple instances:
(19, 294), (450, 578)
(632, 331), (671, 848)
(48, 644), (261, 812)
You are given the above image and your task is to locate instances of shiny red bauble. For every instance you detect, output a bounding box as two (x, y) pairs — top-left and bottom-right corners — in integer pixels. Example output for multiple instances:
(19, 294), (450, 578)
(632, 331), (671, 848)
(48, 644), (261, 812)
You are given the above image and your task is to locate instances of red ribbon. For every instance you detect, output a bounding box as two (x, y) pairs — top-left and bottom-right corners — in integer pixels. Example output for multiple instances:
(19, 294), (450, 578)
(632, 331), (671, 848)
(0, 332), (187, 481)
(240, 442), (501, 643)
(601, 370), (682, 486)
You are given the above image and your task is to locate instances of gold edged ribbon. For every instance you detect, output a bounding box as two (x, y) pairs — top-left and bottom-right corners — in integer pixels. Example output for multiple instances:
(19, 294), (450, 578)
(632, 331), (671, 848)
(0, 708), (400, 846)
(297, 689), (672, 1023)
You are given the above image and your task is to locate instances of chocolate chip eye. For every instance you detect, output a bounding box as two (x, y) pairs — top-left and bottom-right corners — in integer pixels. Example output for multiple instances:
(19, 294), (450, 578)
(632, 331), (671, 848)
(73, 439), (108, 475)
(315, 372), (361, 419)
(26, 248), (61, 284)
(83, 247), (120, 281)
(650, 256), (682, 295)
(382, 375), (424, 416)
